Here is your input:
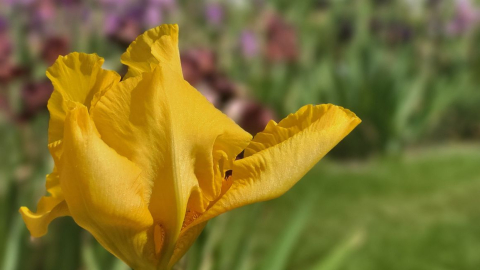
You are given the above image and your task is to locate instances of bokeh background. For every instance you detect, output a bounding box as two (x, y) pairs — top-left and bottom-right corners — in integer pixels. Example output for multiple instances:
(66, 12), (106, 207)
(1, 0), (480, 269)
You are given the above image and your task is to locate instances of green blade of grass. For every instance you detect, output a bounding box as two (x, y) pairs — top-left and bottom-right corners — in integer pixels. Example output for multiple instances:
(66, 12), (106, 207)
(310, 230), (365, 270)
(257, 194), (315, 270)
(1, 214), (23, 270)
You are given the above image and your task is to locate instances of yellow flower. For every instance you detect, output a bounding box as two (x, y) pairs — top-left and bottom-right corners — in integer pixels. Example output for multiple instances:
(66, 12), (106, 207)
(19, 24), (361, 270)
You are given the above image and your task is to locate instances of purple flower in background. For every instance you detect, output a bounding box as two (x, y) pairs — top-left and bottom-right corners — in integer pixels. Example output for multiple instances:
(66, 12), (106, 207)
(148, 0), (176, 9)
(105, 6), (143, 45)
(240, 30), (259, 58)
(205, 3), (224, 25)
(102, 0), (177, 41)
(104, 13), (119, 34)
(447, 0), (480, 34)
(144, 5), (163, 28)
(144, 0), (177, 27)
(0, 16), (8, 32)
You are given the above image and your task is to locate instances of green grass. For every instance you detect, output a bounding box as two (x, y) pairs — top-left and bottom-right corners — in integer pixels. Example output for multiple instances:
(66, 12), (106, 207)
(5, 144), (480, 270)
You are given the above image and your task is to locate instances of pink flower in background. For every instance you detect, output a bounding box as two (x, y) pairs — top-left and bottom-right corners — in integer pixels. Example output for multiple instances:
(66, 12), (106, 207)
(36, 0), (56, 22)
(205, 3), (224, 25)
(240, 30), (259, 58)
(447, 0), (480, 34)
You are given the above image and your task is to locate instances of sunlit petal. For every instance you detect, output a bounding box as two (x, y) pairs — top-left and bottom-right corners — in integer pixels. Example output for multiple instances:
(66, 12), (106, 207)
(90, 65), (250, 268)
(183, 104), (361, 232)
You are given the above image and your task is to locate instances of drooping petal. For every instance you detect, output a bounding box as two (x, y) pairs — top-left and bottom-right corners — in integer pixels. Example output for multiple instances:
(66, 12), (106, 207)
(90, 65), (251, 268)
(60, 103), (156, 269)
(19, 131), (72, 236)
(19, 135), (70, 236)
(46, 52), (120, 143)
(121, 24), (182, 79)
(19, 200), (69, 238)
(182, 104), (361, 232)
(19, 171), (70, 237)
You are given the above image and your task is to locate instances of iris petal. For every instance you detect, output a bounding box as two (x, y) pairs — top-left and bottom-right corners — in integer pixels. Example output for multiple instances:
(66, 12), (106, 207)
(90, 65), (250, 268)
(19, 170), (69, 237)
(182, 104), (361, 232)
(19, 200), (69, 238)
(121, 24), (181, 79)
(46, 52), (120, 143)
(21, 53), (120, 239)
(168, 222), (208, 268)
(60, 103), (156, 269)
(20, 23), (361, 270)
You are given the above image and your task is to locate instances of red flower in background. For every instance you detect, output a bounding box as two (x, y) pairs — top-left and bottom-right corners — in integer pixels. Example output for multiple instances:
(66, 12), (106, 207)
(19, 80), (53, 121)
(265, 14), (299, 63)
(41, 36), (70, 65)
(181, 48), (275, 135)
(0, 17), (25, 84)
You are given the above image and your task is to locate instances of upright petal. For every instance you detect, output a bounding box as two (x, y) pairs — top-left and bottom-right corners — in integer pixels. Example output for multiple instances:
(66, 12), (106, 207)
(182, 104), (361, 232)
(90, 66), (251, 268)
(121, 24), (182, 79)
(29, 54), (120, 236)
(46, 52), (120, 143)
(60, 103), (156, 269)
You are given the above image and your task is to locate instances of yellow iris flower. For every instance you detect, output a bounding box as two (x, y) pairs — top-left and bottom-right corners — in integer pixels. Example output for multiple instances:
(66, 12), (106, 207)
(19, 24), (361, 270)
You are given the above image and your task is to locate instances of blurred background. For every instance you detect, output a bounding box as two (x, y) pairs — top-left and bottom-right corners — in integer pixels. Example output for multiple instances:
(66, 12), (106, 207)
(1, 0), (480, 269)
